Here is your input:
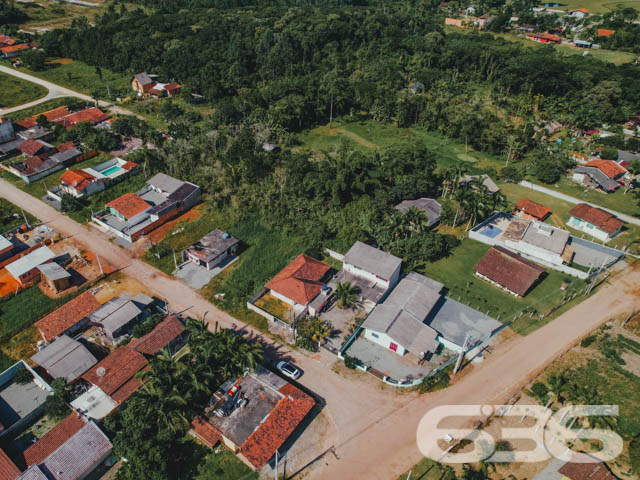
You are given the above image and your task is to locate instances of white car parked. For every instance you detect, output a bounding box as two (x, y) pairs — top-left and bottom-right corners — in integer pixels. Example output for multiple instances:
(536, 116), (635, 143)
(276, 361), (301, 380)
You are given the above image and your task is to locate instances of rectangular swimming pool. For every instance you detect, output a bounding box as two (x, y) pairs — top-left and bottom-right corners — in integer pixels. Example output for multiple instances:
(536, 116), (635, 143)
(479, 225), (502, 238)
(101, 165), (124, 176)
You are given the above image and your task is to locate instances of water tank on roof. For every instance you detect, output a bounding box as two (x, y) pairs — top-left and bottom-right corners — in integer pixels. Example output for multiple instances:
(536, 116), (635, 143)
(222, 232), (229, 239)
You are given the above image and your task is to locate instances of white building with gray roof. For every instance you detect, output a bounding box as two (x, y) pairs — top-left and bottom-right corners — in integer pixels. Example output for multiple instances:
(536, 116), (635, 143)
(88, 292), (154, 345)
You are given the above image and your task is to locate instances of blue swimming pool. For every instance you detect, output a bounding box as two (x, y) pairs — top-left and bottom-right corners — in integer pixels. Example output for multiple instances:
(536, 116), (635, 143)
(101, 165), (124, 176)
(479, 225), (502, 238)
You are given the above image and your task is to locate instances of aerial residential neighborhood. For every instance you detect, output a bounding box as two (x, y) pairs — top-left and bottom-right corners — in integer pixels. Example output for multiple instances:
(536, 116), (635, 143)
(0, 0), (640, 479)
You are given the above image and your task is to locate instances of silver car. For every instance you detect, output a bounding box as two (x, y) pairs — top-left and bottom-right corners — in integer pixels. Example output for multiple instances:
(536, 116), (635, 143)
(276, 361), (301, 380)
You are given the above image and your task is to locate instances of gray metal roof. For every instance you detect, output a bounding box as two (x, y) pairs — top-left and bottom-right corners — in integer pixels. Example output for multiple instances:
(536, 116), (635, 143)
(426, 297), (502, 348)
(134, 72), (153, 85)
(38, 262), (71, 281)
(0, 234), (12, 252)
(147, 173), (184, 195)
(88, 293), (142, 335)
(5, 246), (55, 278)
(49, 148), (82, 164)
(0, 138), (23, 154)
(574, 166), (619, 191)
(41, 421), (112, 480)
(618, 150), (640, 163)
(31, 335), (97, 383)
(461, 174), (500, 193)
(520, 221), (569, 255)
(184, 228), (239, 263)
(343, 241), (402, 281)
(132, 293), (154, 306)
(362, 272), (443, 355)
(394, 198), (442, 226)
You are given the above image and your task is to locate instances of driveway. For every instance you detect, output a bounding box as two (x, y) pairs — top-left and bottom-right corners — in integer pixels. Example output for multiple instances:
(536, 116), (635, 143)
(175, 256), (237, 289)
(2, 178), (640, 480)
(0, 66), (140, 118)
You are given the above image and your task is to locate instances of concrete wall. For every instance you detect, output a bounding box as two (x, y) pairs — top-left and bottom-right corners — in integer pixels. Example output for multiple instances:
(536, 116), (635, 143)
(270, 289), (297, 307)
(568, 217), (611, 242)
(364, 328), (406, 356)
(343, 262), (397, 289)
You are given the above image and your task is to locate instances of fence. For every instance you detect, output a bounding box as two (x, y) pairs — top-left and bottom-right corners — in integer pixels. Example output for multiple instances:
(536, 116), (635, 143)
(246, 288), (296, 342)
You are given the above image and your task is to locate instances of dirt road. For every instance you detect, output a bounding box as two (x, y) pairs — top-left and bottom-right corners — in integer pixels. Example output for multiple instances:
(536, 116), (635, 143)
(2, 178), (639, 480)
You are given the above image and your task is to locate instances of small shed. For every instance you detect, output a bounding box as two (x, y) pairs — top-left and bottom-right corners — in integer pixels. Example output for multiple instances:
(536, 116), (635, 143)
(38, 263), (72, 293)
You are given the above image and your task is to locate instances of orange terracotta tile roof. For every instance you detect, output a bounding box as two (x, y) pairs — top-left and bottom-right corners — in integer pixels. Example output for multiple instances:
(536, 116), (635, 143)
(58, 108), (109, 128)
(0, 43), (29, 54)
(16, 106), (71, 129)
(190, 417), (221, 448)
(558, 454), (617, 480)
(110, 376), (143, 404)
(129, 316), (184, 356)
(241, 383), (314, 470)
(266, 254), (330, 305)
(24, 413), (85, 466)
(514, 198), (551, 220)
(572, 8), (589, 12)
(474, 246), (545, 296)
(35, 291), (101, 342)
(56, 141), (76, 153)
(568, 203), (624, 234)
(0, 449), (20, 480)
(528, 32), (562, 42)
(106, 193), (150, 219)
(60, 169), (96, 192)
(585, 160), (627, 179)
(597, 28), (616, 37)
(121, 161), (138, 171)
(81, 347), (147, 396)
(18, 138), (46, 156)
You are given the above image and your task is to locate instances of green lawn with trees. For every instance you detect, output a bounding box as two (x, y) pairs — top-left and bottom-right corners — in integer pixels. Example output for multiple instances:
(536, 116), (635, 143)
(0, 198), (38, 233)
(0, 71), (47, 108)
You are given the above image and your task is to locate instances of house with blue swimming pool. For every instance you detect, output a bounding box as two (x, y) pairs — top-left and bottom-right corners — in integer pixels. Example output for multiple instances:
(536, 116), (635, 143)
(47, 157), (138, 200)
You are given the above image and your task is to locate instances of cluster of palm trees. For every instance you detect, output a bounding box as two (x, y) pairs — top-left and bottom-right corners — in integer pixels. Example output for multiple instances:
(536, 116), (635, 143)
(334, 281), (361, 310)
(441, 166), (507, 230)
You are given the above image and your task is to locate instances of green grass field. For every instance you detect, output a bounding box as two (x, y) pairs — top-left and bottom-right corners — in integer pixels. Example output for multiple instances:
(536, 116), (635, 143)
(295, 119), (501, 173)
(0, 198), (38, 234)
(557, 0), (640, 14)
(124, 97), (215, 132)
(0, 71), (47, 109)
(5, 97), (80, 122)
(10, 59), (131, 100)
(422, 238), (590, 335)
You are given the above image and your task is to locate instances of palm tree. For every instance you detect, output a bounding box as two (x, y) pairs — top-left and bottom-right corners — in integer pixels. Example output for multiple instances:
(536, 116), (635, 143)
(334, 281), (360, 309)
(403, 207), (429, 234)
(546, 371), (567, 406)
(311, 320), (332, 347)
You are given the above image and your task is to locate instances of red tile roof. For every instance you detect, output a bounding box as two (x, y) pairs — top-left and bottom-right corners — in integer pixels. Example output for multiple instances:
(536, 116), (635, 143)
(18, 138), (46, 156)
(0, 449), (20, 480)
(241, 383), (314, 470)
(129, 316), (184, 356)
(60, 169), (96, 192)
(568, 203), (624, 234)
(190, 417), (221, 448)
(266, 254), (330, 305)
(0, 36), (16, 46)
(0, 43), (29, 55)
(35, 291), (101, 342)
(110, 376), (143, 404)
(528, 32), (563, 42)
(24, 413), (85, 466)
(597, 28), (616, 37)
(121, 161), (138, 171)
(557, 454), (618, 480)
(474, 246), (545, 297)
(81, 347), (147, 396)
(585, 160), (627, 179)
(56, 141), (76, 153)
(514, 198), (551, 221)
(106, 193), (150, 219)
(58, 108), (109, 128)
(16, 106), (71, 129)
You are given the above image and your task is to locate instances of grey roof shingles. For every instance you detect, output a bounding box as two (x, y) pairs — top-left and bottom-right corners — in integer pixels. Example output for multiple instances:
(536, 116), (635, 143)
(17, 466), (49, 480)
(394, 198), (442, 226)
(184, 228), (239, 263)
(520, 221), (569, 255)
(88, 294), (142, 336)
(342, 241), (402, 281)
(147, 173), (184, 195)
(31, 335), (97, 383)
(134, 72), (153, 86)
(574, 166), (619, 191)
(40, 422), (112, 480)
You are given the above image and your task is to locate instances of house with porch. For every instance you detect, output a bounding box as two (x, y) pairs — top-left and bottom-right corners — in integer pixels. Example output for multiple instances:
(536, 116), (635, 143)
(513, 198), (551, 222)
(568, 203), (624, 242)
(182, 229), (239, 271)
(474, 246), (545, 297)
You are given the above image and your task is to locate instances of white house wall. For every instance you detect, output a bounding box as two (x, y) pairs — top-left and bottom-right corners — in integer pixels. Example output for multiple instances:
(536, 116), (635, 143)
(343, 262), (399, 290)
(270, 289), (297, 307)
(364, 328), (407, 356)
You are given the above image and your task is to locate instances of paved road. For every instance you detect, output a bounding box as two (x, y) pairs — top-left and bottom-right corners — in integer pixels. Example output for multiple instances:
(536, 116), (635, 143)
(0, 65), (140, 118)
(2, 178), (639, 480)
(520, 180), (640, 227)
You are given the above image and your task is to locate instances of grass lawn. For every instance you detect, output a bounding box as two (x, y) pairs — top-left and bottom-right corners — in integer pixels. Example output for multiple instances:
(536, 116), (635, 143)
(295, 118), (503, 173)
(0, 154), (148, 223)
(421, 238), (589, 335)
(506, 180), (640, 251)
(195, 447), (258, 480)
(8, 59), (131, 100)
(398, 458), (444, 479)
(5, 97), (80, 122)
(0, 286), (78, 342)
(0, 198), (39, 233)
(0, 71), (47, 109)
(558, 0), (640, 14)
(123, 97), (215, 132)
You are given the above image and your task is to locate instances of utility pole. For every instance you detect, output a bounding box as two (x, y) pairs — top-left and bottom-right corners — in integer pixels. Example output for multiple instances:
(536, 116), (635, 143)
(20, 208), (30, 228)
(586, 258), (607, 295)
(172, 249), (178, 270)
(274, 450), (278, 480)
(453, 334), (472, 375)
(406, 470), (412, 480)
(96, 254), (104, 276)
